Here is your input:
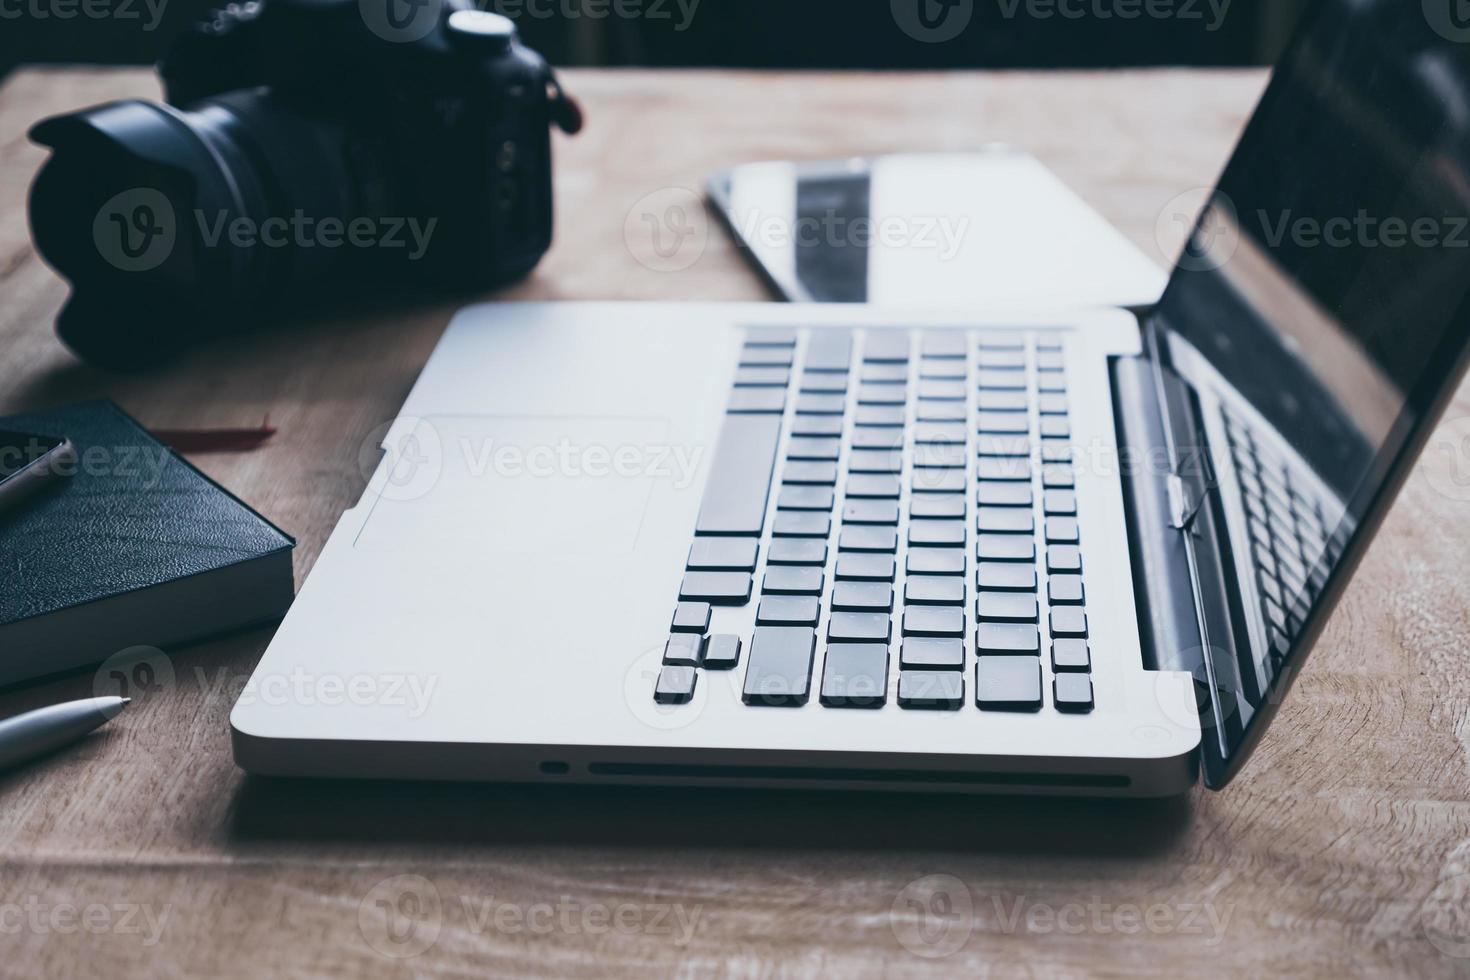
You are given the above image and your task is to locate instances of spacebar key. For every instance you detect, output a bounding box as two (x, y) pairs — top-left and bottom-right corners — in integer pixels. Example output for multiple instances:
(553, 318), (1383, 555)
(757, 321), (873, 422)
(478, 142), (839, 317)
(694, 412), (783, 536)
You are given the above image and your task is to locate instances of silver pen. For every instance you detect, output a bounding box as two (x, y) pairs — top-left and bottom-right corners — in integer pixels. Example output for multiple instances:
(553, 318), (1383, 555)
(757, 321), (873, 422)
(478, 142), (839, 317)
(0, 696), (130, 770)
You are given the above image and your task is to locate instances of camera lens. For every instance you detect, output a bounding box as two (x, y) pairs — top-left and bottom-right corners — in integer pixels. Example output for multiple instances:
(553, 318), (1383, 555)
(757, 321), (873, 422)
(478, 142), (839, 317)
(28, 93), (359, 370)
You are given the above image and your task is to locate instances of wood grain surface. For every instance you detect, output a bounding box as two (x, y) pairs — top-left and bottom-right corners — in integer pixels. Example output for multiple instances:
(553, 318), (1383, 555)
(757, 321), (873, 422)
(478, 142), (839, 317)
(3, 66), (1469, 979)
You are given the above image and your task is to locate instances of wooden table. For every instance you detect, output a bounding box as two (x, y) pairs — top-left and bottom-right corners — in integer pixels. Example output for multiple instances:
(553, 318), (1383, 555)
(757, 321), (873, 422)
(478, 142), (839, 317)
(3, 67), (1468, 979)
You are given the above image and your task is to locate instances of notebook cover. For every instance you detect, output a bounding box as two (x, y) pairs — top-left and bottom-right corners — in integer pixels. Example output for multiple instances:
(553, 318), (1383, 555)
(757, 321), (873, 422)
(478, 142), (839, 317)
(0, 400), (295, 628)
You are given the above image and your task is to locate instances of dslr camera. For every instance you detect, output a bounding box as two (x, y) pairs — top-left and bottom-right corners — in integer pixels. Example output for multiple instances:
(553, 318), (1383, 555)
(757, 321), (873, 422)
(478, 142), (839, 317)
(28, 0), (581, 369)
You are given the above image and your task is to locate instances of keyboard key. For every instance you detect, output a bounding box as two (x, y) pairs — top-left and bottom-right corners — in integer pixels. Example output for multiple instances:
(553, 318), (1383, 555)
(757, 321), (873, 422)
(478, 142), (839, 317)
(977, 483), (1033, 507)
(828, 612), (892, 643)
(859, 362), (908, 383)
(836, 554), (897, 582)
(1038, 393), (1068, 415)
(907, 520), (963, 549)
(900, 637), (965, 670)
(1036, 350), (1065, 371)
(787, 436), (841, 460)
(832, 581), (894, 612)
(654, 665), (697, 704)
(680, 572), (753, 605)
(805, 331), (853, 371)
(911, 494), (966, 519)
(899, 671), (964, 709)
(977, 370), (1026, 390)
(671, 602), (712, 633)
(1042, 465), (1075, 489)
(977, 457), (1031, 482)
(917, 380), (965, 401)
(913, 421), (967, 444)
(977, 434), (1030, 457)
(763, 567), (824, 596)
(905, 576), (965, 605)
(915, 402), (966, 422)
(1050, 607), (1088, 637)
(918, 361), (966, 380)
(977, 507), (1033, 533)
(976, 658), (1043, 711)
(728, 387), (787, 414)
(1040, 442), (1072, 464)
(977, 333), (1025, 351)
(977, 592), (1039, 623)
(1040, 417), (1071, 439)
(977, 624), (1040, 654)
(768, 539), (828, 566)
(849, 449), (903, 473)
(861, 382), (909, 406)
(1051, 638), (1090, 672)
(1045, 517), (1080, 543)
(977, 390), (1028, 412)
(784, 461), (838, 485)
(912, 469), (967, 494)
(821, 644), (890, 708)
(921, 332), (967, 358)
(743, 627), (817, 706)
(977, 412), (1029, 434)
(847, 474), (902, 498)
(863, 332), (910, 363)
(734, 366), (791, 387)
(977, 534), (1035, 562)
(1038, 373), (1066, 393)
(663, 634), (704, 666)
(772, 512), (831, 538)
(852, 427), (904, 450)
(1043, 490), (1077, 515)
(977, 350), (1026, 369)
(913, 444), (967, 468)
(799, 374), (848, 395)
(843, 499), (900, 525)
(1047, 546), (1083, 573)
(739, 346), (794, 367)
(745, 328), (797, 347)
(703, 634), (742, 671)
(694, 414), (782, 536)
(839, 527), (899, 553)
(687, 538), (759, 572)
(1048, 574), (1085, 604)
(1054, 673), (1094, 713)
(757, 596), (820, 626)
(902, 606), (965, 638)
(795, 394), (846, 415)
(778, 486), (835, 511)
(977, 563), (1037, 592)
(792, 414), (844, 437)
(908, 548), (965, 576)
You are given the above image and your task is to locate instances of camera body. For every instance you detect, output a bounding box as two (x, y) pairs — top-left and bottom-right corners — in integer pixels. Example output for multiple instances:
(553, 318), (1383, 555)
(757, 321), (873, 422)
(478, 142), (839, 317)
(28, 0), (580, 369)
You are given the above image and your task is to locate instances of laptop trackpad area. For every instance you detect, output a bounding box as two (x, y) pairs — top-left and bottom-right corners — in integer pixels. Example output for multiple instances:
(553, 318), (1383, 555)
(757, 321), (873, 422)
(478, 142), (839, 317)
(353, 415), (691, 557)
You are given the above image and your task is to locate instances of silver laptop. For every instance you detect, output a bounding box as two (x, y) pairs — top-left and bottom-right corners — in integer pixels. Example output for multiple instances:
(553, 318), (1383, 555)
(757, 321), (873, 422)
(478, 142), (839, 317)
(231, 0), (1470, 795)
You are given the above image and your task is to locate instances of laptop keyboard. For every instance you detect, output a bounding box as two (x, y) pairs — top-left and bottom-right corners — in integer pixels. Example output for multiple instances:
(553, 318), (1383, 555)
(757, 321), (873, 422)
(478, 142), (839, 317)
(654, 327), (1095, 713)
(1221, 407), (1346, 668)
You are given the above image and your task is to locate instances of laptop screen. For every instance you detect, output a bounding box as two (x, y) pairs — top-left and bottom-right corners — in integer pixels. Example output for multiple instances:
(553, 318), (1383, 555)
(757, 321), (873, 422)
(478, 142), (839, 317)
(1151, 0), (1470, 772)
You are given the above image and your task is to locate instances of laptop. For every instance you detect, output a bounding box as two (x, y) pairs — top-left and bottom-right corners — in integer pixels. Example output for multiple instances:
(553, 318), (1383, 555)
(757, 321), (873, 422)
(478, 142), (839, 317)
(231, 0), (1470, 795)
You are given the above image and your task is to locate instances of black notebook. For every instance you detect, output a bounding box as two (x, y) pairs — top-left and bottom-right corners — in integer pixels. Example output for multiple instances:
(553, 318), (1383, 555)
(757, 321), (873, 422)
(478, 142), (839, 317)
(0, 400), (295, 686)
